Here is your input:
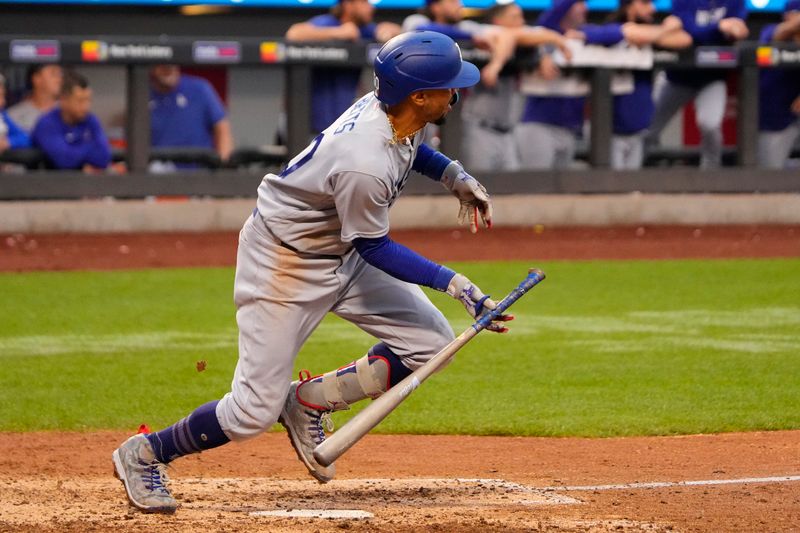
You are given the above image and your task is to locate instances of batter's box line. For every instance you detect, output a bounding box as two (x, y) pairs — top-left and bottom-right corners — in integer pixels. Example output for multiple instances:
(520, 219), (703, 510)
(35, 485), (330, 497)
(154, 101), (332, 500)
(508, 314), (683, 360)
(542, 474), (800, 492)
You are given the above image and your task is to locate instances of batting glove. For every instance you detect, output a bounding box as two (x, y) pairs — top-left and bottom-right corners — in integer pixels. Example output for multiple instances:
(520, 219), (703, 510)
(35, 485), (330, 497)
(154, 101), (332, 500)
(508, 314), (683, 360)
(441, 161), (493, 234)
(447, 273), (513, 333)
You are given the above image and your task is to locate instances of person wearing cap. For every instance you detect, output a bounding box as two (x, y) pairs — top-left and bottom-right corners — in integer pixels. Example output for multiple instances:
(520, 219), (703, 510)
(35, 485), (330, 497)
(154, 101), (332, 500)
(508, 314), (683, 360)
(608, 0), (691, 170)
(758, 0), (800, 169)
(111, 31), (509, 515)
(286, 0), (401, 134)
(7, 64), (63, 134)
(516, 0), (690, 169)
(0, 73), (31, 154)
(645, 0), (748, 168)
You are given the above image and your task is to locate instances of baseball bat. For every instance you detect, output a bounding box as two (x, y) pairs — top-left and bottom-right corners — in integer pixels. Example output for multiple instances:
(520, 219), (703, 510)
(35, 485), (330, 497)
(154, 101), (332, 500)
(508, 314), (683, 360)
(313, 268), (546, 467)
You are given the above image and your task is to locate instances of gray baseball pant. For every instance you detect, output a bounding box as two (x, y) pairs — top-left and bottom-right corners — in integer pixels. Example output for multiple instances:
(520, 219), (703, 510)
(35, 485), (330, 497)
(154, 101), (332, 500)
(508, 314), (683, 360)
(515, 122), (577, 170)
(647, 79), (727, 168)
(215, 212), (455, 441)
(461, 119), (520, 172)
(759, 122), (800, 169)
(611, 133), (645, 170)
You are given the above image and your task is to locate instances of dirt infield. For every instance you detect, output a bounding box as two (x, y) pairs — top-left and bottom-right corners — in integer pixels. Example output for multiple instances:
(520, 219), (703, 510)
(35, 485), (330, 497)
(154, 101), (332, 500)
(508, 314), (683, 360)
(1, 431), (799, 532)
(1, 225), (799, 532)
(1, 225), (799, 272)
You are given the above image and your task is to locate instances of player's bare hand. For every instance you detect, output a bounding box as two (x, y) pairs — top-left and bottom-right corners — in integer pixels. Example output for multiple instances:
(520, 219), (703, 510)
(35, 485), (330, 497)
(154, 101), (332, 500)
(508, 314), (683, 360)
(554, 36), (573, 62)
(537, 54), (561, 80)
(447, 273), (513, 333)
(481, 63), (501, 88)
(337, 22), (362, 41)
(792, 96), (800, 116)
(564, 29), (586, 41)
(661, 15), (684, 32)
(441, 161), (492, 233)
(472, 34), (492, 50)
(718, 18), (749, 41)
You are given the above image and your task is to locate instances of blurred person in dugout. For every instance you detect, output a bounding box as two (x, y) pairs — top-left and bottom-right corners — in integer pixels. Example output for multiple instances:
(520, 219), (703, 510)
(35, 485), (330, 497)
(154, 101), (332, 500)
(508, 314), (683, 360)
(460, 0), (528, 172)
(404, 0), (569, 159)
(515, 0), (692, 170)
(402, 0), (517, 148)
(31, 70), (111, 171)
(149, 64), (234, 169)
(401, 0), (521, 70)
(460, 0), (571, 171)
(7, 64), (63, 134)
(0, 73), (32, 154)
(644, 0), (749, 168)
(758, 0), (800, 169)
(608, 0), (691, 170)
(403, 0), (489, 35)
(286, 0), (401, 134)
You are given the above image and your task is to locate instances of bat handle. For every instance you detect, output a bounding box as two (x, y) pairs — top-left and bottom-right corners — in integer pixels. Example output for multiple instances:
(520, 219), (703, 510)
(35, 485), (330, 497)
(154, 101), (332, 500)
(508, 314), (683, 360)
(474, 268), (545, 331)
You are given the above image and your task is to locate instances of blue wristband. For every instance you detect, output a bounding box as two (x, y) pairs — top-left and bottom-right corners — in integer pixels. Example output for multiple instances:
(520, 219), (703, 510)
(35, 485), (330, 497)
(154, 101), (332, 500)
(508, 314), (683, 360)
(353, 235), (455, 291)
(412, 143), (452, 181)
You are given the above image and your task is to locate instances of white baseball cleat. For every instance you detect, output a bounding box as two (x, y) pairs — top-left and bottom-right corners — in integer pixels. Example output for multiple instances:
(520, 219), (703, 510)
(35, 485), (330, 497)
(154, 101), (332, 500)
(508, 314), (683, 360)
(112, 434), (178, 514)
(279, 381), (336, 483)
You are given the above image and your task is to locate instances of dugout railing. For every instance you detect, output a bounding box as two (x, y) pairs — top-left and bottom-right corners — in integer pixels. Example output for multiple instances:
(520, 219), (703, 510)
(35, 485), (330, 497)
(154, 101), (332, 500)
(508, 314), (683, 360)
(0, 36), (798, 200)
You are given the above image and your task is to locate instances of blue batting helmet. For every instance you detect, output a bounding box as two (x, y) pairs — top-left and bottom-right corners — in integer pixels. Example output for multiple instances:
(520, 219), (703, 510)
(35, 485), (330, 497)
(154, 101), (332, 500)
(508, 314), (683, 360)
(373, 31), (480, 106)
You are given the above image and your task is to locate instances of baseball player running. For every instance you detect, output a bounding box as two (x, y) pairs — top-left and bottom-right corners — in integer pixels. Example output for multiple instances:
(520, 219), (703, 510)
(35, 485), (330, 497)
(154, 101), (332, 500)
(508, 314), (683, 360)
(112, 30), (511, 514)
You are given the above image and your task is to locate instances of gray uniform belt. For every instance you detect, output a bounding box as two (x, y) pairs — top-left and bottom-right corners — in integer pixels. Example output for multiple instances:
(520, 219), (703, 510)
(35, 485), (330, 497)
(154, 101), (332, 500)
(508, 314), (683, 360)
(478, 120), (513, 134)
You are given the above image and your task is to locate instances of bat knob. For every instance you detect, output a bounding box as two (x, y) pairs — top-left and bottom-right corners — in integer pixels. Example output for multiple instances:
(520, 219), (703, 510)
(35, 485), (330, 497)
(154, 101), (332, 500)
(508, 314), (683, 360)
(528, 268), (546, 280)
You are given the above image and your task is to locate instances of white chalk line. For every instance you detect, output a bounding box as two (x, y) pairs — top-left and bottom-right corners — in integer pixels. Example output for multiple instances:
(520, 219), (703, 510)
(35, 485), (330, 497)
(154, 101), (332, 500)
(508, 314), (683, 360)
(544, 475), (800, 492)
(250, 509), (374, 519)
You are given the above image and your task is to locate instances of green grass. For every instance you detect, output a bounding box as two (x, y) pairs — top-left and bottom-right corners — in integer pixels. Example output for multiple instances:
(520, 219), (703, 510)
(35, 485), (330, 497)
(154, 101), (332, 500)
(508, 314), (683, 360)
(1, 259), (799, 436)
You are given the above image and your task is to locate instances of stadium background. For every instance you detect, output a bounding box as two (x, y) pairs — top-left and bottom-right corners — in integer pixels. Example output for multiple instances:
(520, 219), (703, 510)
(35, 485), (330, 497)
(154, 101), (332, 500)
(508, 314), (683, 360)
(1, 0), (799, 531)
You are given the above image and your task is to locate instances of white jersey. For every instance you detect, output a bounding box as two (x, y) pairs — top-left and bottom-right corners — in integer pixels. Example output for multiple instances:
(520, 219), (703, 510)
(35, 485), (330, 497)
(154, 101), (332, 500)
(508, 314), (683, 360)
(256, 93), (425, 256)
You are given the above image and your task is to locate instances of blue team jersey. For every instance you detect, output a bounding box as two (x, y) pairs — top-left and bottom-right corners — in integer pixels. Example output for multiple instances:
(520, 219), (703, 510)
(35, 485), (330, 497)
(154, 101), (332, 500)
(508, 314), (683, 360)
(666, 0), (747, 87)
(759, 24), (800, 132)
(309, 14), (377, 134)
(613, 71), (654, 135)
(31, 108), (111, 169)
(150, 74), (226, 149)
(1, 110), (31, 149)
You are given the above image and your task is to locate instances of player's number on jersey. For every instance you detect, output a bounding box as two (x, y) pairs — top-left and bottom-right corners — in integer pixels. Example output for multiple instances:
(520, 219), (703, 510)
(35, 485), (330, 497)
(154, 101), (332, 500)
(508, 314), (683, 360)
(279, 133), (324, 178)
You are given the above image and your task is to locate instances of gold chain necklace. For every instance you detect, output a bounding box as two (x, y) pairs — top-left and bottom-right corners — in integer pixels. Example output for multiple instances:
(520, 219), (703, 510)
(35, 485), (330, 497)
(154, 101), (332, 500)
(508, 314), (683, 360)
(387, 115), (423, 146)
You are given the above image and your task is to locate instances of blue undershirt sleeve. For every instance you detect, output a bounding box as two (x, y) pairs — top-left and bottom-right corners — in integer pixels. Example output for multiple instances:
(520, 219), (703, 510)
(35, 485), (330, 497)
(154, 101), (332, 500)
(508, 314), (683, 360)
(353, 235), (455, 291)
(412, 143), (451, 181)
(581, 24), (625, 46)
(85, 115), (112, 168)
(731, 0), (748, 23)
(759, 24), (776, 44)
